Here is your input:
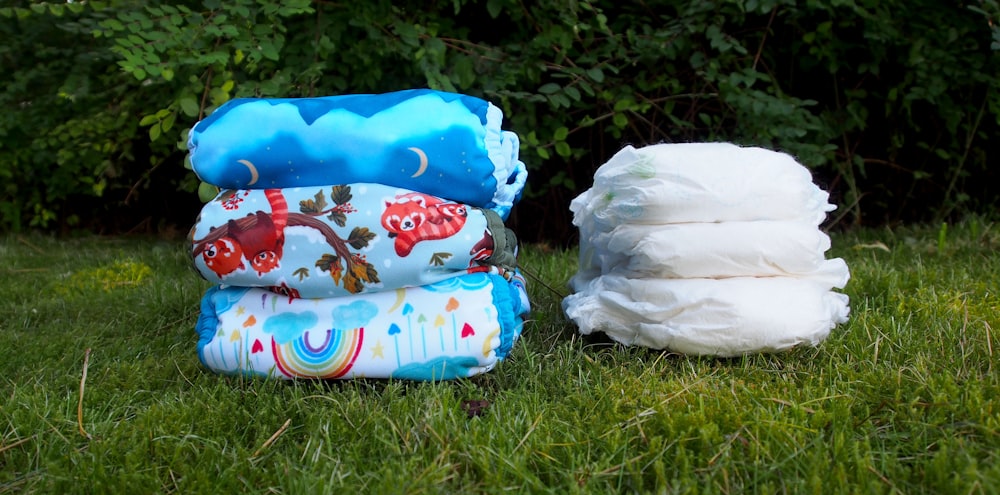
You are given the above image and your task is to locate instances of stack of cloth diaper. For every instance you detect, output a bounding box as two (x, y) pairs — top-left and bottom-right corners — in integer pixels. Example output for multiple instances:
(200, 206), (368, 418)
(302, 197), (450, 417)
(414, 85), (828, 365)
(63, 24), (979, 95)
(562, 143), (850, 357)
(186, 89), (530, 380)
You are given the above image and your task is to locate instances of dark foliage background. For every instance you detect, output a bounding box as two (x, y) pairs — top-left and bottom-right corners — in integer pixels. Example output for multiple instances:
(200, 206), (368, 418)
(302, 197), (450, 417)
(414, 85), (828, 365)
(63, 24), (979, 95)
(2, 0), (998, 244)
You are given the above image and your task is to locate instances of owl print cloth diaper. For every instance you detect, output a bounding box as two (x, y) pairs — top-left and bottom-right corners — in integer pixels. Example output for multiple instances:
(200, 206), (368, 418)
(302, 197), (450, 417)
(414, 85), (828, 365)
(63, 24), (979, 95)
(188, 184), (519, 299)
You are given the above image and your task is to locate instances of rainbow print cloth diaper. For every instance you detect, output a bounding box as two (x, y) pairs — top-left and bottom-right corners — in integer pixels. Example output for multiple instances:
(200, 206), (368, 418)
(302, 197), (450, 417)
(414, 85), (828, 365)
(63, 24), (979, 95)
(195, 272), (529, 380)
(187, 89), (527, 219)
(188, 184), (519, 299)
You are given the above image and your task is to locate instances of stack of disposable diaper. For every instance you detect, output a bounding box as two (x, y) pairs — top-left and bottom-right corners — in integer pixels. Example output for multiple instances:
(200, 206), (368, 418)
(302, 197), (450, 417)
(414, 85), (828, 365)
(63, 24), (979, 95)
(186, 89), (530, 380)
(562, 143), (850, 357)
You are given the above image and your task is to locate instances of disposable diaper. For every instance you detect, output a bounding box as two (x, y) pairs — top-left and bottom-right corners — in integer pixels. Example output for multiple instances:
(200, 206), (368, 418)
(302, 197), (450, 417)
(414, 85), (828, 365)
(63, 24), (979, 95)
(571, 221), (850, 290)
(564, 142), (850, 356)
(562, 274), (849, 357)
(571, 143), (834, 227)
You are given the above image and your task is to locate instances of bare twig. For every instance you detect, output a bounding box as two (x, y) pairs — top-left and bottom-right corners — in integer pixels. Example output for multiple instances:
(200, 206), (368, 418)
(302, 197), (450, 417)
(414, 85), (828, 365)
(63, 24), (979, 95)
(0, 435), (34, 455)
(514, 414), (543, 452)
(17, 236), (44, 254)
(986, 321), (994, 358)
(753, 7), (779, 71)
(78, 348), (92, 440)
(253, 419), (292, 458)
(519, 264), (567, 300)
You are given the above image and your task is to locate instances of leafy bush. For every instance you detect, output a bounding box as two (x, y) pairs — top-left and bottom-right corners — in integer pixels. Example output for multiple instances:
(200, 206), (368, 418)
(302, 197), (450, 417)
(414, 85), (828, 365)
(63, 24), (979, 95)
(0, 1), (189, 233)
(2, 0), (998, 240)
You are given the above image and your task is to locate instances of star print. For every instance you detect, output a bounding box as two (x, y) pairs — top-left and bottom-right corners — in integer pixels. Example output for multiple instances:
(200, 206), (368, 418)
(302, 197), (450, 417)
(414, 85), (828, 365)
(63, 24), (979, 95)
(236, 306), (246, 316)
(371, 339), (385, 359)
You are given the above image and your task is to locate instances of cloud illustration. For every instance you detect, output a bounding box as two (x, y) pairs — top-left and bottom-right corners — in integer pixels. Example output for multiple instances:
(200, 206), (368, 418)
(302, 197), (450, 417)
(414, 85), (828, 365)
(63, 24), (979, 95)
(263, 311), (318, 345)
(331, 300), (378, 330)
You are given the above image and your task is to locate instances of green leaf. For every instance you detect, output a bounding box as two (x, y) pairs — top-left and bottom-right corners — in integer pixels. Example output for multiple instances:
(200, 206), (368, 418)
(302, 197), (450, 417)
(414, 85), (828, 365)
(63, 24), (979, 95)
(328, 211), (348, 228)
(563, 85), (581, 101)
(586, 67), (604, 83)
(347, 227), (377, 250)
(394, 21), (420, 47)
(330, 185), (352, 205)
(452, 56), (476, 89)
(179, 97), (200, 118)
(486, 0), (503, 18)
(299, 198), (322, 214)
(555, 141), (572, 158)
(539, 83), (561, 94)
(198, 182), (220, 202)
(430, 252), (453, 266)
(612, 113), (628, 128)
(313, 190), (329, 211)
(260, 43), (280, 61)
(364, 262), (380, 284)
(160, 112), (176, 133)
(149, 122), (162, 141)
(103, 18), (125, 31)
(548, 93), (571, 108)
(315, 254), (340, 273)
(208, 87), (229, 106)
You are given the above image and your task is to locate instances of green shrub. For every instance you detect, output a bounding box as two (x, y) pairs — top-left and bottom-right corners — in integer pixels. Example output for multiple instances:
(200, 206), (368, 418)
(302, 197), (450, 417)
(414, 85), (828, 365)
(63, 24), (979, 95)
(2, 0), (998, 239)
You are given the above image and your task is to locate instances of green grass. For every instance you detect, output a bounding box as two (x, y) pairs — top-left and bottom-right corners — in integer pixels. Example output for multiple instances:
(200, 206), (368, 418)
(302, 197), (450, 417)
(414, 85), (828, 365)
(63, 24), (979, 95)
(2, 220), (999, 494)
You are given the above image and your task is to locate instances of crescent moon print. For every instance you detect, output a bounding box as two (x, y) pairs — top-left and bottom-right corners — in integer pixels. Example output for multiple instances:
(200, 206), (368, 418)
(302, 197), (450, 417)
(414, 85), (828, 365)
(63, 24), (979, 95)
(408, 147), (429, 178)
(387, 288), (406, 313)
(237, 159), (260, 186)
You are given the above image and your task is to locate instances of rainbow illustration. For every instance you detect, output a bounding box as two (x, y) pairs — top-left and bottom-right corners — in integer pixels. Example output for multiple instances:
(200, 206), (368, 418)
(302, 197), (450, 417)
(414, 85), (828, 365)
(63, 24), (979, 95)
(271, 327), (364, 378)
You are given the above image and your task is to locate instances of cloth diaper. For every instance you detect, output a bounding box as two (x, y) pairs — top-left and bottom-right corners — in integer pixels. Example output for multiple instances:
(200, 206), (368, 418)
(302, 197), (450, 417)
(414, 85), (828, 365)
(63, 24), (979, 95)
(195, 271), (530, 380)
(187, 89), (527, 218)
(188, 184), (519, 299)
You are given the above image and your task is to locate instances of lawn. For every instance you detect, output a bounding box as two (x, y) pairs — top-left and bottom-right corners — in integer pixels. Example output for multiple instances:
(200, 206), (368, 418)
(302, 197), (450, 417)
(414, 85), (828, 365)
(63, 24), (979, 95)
(1, 220), (998, 494)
